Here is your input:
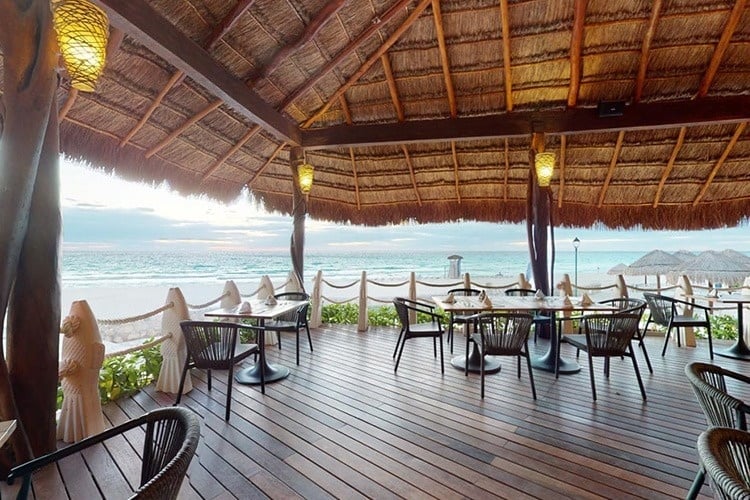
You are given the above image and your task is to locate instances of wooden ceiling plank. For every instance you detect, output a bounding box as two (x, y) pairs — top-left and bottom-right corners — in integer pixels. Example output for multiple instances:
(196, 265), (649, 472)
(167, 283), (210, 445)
(302, 95), (750, 148)
(303, 0), (433, 128)
(557, 135), (567, 208)
(451, 141), (461, 202)
(145, 99), (222, 158)
(432, 0), (457, 117)
(248, 0), (347, 85)
(381, 54), (405, 122)
(499, 0), (513, 111)
(597, 130), (625, 208)
(201, 125), (261, 180)
(634, 0), (662, 103)
(653, 126), (686, 207)
(349, 148), (361, 210)
(120, 70), (184, 147)
(340, 95), (353, 124)
(697, 0), (747, 97)
(693, 121), (747, 205)
(567, 0), (587, 107)
(248, 142), (287, 186)
(401, 145), (422, 205)
(205, 0), (258, 50)
(279, 0), (415, 111)
(94, 0), (299, 143)
(58, 88), (78, 123)
(503, 138), (509, 202)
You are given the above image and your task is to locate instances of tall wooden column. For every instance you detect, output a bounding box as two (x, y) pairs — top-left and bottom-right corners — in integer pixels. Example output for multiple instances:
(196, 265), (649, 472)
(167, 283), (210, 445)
(289, 146), (307, 292)
(526, 133), (552, 297)
(0, 0), (60, 468)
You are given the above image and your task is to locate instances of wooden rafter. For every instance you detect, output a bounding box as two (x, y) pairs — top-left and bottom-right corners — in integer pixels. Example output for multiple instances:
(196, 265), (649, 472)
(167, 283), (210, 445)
(58, 88), (78, 123)
(503, 139), (509, 202)
(557, 135), (567, 208)
(248, 142), (286, 186)
(567, 0), (587, 107)
(248, 0), (346, 85)
(451, 141), (461, 202)
(120, 2), (255, 147)
(499, 0), (513, 111)
(201, 125), (261, 181)
(401, 145), (422, 205)
(653, 127), (686, 207)
(302, 95), (750, 148)
(145, 100), (222, 158)
(340, 95), (361, 210)
(381, 54), (405, 122)
(278, 0), (414, 111)
(634, 0), (662, 103)
(432, 0), (457, 117)
(697, 0), (747, 97)
(303, 0), (432, 127)
(95, 0), (299, 143)
(597, 130), (625, 208)
(693, 121), (747, 205)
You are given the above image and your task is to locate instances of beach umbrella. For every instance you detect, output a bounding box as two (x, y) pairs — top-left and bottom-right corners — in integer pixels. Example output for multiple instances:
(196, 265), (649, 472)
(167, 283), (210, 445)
(607, 263), (628, 275)
(672, 250), (696, 262)
(624, 250), (683, 287)
(673, 250), (750, 286)
(721, 249), (750, 267)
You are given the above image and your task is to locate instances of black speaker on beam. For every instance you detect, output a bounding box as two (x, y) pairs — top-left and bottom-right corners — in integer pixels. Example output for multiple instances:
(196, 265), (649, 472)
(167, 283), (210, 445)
(597, 100), (626, 117)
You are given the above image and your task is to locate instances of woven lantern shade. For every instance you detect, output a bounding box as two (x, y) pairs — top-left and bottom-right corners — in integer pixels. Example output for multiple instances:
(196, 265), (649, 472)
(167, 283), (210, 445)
(534, 152), (555, 187)
(52, 0), (109, 92)
(298, 163), (314, 194)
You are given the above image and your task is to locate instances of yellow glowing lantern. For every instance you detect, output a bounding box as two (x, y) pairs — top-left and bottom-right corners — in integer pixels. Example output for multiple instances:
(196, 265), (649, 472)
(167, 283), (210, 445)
(298, 163), (314, 194)
(52, 0), (109, 92)
(534, 152), (555, 187)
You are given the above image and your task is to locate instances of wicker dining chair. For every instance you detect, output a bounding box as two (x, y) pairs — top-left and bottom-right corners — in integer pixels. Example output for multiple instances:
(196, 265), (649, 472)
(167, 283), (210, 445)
(697, 427), (750, 500)
(177, 321), (263, 421)
(470, 312), (536, 399)
(393, 297), (444, 373)
(445, 287), (482, 353)
(597, 298), (651, 373)
(7, 407), (200, 500)
(267, 292), (313, 365)
(562, 312), (646, 401)
(504, 288), (551, 343)
(643, 292), (714, 360)
(685, 362), (750, 500)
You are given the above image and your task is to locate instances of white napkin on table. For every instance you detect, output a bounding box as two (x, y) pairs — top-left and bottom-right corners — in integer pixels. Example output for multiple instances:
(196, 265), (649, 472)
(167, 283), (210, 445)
(265, 295), (278, 306)
(445, 292), (455, 303)
(535, 289), (545, 300)
(562, 295), (573, 308)
(238, 301), (252, 313)
(581, 292), (593, 306)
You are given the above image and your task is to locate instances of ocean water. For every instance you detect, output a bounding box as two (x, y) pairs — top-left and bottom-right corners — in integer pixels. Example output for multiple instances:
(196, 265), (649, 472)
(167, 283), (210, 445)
(61, 249), (645, 289)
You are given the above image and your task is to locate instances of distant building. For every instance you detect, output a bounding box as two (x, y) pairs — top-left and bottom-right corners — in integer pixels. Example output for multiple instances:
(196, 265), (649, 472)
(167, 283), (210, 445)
(447, 255), (463, 279)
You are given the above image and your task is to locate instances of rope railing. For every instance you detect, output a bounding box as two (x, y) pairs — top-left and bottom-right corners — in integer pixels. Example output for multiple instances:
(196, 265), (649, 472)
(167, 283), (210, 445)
(415, 279), (463, 287)
(627, 283), (680, 292)
(320, 295), (358, 304)
(98, 302), (175, 325)
(186, 291), (229, 310)
(367, 279), (410, 287)
(322, 278), (360, 289)
(104, 334), (170, 359)
(574, 283), (618, 292)
(367, 296), (393, 304)
(471, 280), (519, 290)
(240, 284), (263, 298)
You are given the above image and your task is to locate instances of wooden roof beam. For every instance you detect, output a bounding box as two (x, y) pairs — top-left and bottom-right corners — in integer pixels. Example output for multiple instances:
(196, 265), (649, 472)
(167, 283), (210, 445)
(94, 0), (300, 144)
(567, 0), (587, 107)
(451, 141), (461, 202)
(556, 135), (567, 208)
(381, 54), (405, 122)
(302, 95), (750, 148)
(303, 0), (432, 127)
(597, 131), (625, 208)
(499, 0), (513, 111)
(653, 126), (686, 207)
(201, 125), (261, 181)
(340, 95), (361, 210)
(278, 0), (416, 111)
(693, 122), (747, 205)
(247, 142), (286, 186)
(401, 145), (423, 205)
(432, 0), (457, 117)
(697, 0), (746, 97)
(120, 2), (256, 147)
(634, 0), (662, 103)
(503, 139), (509, 202)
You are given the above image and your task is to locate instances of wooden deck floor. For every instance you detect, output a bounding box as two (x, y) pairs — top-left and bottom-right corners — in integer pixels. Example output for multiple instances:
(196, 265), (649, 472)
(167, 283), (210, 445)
(7, 324), (746, 499)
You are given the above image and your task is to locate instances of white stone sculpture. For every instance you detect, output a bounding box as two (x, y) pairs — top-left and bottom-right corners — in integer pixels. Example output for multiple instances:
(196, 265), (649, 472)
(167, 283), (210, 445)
(221, 280), (241, 308)
(156, 287), (192, 394)
(57, 300), (106, 443)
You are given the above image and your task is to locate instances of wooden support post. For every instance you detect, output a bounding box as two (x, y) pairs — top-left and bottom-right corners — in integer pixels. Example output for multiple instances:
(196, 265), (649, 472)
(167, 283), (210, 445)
(358, 271), (368, 332)
(289, 147), (307, 292)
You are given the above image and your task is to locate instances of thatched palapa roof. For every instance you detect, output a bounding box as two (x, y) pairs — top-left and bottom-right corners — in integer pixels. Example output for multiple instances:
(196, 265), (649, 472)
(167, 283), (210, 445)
(2, 0), (749, 229)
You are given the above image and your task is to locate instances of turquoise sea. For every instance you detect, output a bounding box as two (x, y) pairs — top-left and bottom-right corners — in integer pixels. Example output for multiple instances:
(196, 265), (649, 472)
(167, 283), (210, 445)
(61, 249), (647, 288)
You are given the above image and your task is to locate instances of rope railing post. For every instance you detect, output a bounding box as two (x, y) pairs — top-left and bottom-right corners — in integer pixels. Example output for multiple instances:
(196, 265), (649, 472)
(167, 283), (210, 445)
(408, 272), (417, 324)
(519, 273), (532, 290)
(743, 277), (750, 342)
(286, 270), (303, 293)
(221, 280), (241, 308)
(310, 270), (323, 328)
(358, 271), (368, 332)
(156, 287), (192, 394)
(463, 272), (471, 290)
(615, 274), (628, 298)
(557, 274), (574, 334)
(257, 275), (278, 345)
(677, 275), (697, 347)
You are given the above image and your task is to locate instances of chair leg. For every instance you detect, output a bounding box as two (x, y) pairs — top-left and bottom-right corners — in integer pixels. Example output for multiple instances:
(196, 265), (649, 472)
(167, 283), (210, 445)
(393, 328), (405, 359)
(639, 335), (654, 374)
(225, 366), (234, 421)
(662, 327), (672, 357)
(629, 345), (647, 401)
(480, 346), (485, 399)
(439, 334), (444, 374)
(207, 369), (212, 391)
(305, 321), (314, 353)
(587, 353), (597, 401)
(296, 329), (300, 365)
(525, 348), (537, 400)
(706, 323), (714, 360)
(395, 336), (408, 373)
(258, 342), (266, 395)
(465, 332), (471, 376)
(175, 360), (190, 405)
(433, 337), (437, 359)
(686, 466), (705, 500)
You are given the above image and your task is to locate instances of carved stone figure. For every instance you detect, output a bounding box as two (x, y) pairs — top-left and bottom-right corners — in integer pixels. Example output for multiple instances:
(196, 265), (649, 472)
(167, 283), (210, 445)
(156, 287), (192, 394)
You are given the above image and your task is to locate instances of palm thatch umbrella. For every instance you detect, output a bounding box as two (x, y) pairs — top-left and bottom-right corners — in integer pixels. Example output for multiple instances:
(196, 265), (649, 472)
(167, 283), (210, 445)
(673, 250), (750, 287)
(672, 250), (696, 262)
(721, 250), (750, 268)
(624, 250), (683, 287)
(607, 263), (628, 275)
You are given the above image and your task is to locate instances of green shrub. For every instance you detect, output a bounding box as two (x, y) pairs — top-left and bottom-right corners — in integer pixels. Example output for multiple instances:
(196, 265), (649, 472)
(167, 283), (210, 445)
(321, 302), (449, 326)
(707, 314), (738, 340)
(321, 303), (359, 323)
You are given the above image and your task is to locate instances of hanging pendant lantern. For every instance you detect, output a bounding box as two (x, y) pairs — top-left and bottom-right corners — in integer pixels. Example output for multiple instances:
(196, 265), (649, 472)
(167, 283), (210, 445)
(297, 163), (314, 194)
(52, 0), (109, 92)
(534, 152), (555, 187)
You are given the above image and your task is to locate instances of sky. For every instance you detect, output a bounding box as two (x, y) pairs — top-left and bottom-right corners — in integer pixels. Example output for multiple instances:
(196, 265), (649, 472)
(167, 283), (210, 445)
(60, 158), (750, 254)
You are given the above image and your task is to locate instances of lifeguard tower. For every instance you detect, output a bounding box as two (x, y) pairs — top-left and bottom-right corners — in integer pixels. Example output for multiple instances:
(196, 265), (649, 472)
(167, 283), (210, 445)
(447, 255), (463, 279)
